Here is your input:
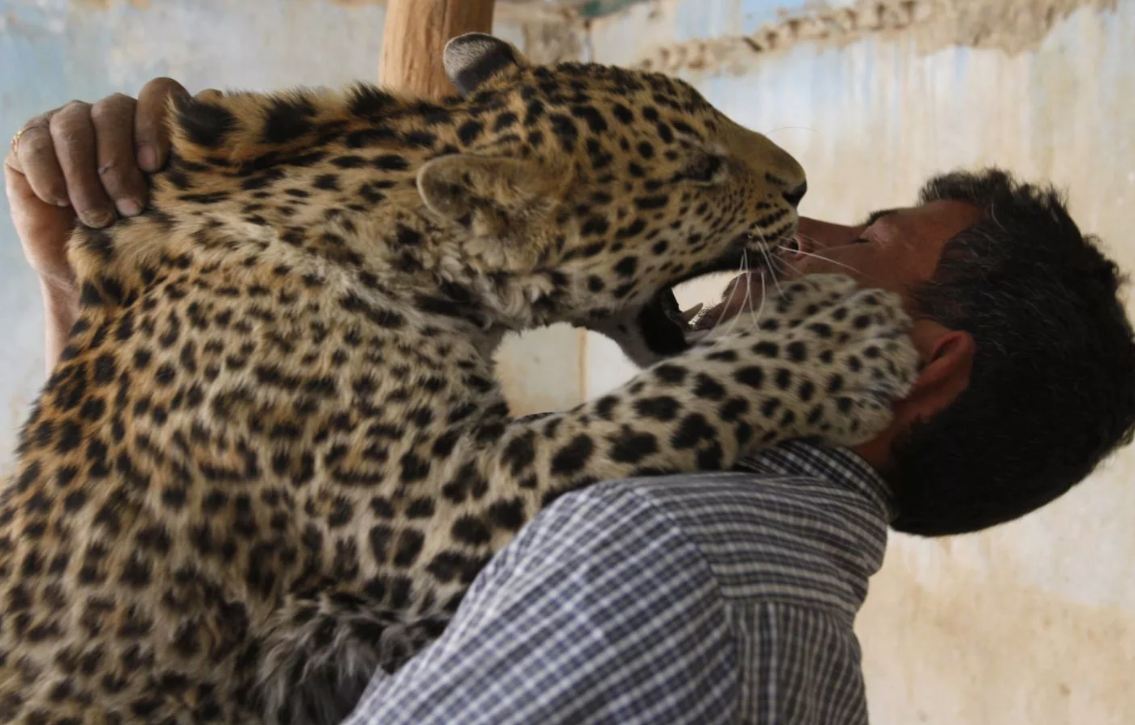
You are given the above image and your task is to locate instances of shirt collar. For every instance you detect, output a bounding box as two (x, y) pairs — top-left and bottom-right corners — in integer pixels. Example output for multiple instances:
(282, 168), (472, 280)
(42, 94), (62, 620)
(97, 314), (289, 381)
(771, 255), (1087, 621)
(735, 439), (896, 523)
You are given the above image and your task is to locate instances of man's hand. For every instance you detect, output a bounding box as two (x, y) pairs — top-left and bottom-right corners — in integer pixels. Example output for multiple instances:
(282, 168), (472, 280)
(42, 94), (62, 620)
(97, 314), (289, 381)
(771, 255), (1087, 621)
(3, 78), (198, 370)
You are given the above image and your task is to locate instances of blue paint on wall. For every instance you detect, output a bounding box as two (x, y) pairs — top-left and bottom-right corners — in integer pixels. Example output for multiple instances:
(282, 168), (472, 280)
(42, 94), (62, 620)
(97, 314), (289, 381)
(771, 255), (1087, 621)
(739, 0), (789, 34)
(954, 46), (970, 81)
(577, 0), (644, 18)
(675, 0), (712, 42)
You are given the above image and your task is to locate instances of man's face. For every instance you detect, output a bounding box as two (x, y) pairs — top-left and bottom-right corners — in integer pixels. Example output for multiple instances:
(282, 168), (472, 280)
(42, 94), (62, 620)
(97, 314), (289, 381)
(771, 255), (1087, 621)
(697, 199), (983, 326)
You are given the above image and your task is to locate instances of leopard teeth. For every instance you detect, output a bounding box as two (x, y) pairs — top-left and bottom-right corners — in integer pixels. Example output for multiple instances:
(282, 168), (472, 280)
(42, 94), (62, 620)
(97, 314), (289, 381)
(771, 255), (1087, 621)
(687, 307), (711, 330)
(680, 303), (704, 323)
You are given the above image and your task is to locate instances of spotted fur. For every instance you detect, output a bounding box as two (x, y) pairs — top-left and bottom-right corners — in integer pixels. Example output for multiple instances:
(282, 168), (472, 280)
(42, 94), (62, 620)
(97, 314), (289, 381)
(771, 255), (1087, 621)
(0, 34), (918, 725)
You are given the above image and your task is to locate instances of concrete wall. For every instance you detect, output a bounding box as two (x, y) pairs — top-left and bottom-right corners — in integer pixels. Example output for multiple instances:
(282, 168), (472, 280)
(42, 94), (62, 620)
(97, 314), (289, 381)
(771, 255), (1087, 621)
(0, 0), (584, 464)
(584, 1), (1135, 723)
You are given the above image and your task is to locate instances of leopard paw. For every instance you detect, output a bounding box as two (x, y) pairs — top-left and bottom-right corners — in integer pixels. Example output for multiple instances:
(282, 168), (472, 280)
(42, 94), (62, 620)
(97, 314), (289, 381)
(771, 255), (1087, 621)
(702, 278), (919, 450)
(780, 284), (919, 446)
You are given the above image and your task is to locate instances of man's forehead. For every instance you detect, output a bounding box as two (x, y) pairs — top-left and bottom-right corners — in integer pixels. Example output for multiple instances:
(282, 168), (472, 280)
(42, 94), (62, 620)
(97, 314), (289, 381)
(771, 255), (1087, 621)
(865, 200), (982, 233)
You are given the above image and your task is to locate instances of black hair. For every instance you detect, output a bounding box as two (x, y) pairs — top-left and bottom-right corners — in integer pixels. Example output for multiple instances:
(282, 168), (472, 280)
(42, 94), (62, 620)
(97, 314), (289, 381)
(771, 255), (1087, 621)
(889, 168), (1135, 536)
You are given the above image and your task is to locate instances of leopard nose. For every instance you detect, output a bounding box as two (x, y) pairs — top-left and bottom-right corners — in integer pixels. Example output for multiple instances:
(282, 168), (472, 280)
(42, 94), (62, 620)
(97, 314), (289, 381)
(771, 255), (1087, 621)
(783, 181), (807, 209)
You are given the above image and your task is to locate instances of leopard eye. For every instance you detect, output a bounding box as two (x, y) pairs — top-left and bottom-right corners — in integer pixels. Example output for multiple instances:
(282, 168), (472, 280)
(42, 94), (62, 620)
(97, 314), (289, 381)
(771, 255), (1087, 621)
(682, 153), (725, 185)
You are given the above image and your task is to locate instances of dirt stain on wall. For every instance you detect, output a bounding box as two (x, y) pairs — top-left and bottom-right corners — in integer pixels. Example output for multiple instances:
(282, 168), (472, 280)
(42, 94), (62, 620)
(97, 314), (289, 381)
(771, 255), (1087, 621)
(927, 0), (1119, 53)
(609, 0), (1121, 76)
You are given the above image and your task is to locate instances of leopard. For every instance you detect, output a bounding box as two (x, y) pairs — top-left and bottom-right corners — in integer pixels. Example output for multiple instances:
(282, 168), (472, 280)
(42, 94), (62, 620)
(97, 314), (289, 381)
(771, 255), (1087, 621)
(0, 33), (919, 725)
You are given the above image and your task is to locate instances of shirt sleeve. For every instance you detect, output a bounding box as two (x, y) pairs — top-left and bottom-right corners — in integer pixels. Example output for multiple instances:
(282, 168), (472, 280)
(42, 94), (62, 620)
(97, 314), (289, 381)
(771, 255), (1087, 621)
(738, 603), (870, 725)
(342, 482), (740, 725)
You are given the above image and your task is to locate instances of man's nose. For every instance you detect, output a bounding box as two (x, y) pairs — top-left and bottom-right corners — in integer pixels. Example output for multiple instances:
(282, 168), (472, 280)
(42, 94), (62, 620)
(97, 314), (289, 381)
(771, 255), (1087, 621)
(784, 217), (856, 262)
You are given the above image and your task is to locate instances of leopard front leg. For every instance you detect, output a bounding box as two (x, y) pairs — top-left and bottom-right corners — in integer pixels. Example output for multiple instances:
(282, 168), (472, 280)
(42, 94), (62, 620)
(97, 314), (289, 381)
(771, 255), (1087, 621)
(479, 273), (918, 507)
(366, 275), (912, 625)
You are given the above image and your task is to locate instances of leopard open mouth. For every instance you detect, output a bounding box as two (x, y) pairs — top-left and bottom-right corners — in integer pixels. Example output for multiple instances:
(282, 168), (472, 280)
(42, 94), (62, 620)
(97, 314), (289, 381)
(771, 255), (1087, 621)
(636, 227), (789, 357)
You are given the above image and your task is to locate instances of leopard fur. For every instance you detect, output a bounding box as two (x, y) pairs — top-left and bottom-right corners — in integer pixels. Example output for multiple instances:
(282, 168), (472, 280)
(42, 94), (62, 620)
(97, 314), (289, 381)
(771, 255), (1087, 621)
(0, 34), (918, 725)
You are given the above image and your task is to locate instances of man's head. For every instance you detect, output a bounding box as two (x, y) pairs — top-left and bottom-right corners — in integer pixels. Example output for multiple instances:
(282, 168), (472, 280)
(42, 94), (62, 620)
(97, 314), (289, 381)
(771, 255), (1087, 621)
(704, 168), (1135, 536)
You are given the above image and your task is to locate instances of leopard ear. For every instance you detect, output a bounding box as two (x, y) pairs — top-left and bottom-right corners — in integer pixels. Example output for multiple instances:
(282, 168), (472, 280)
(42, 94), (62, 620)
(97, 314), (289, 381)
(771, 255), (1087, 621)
(417, 154), (559, 229)
(443, 33), (526, 96)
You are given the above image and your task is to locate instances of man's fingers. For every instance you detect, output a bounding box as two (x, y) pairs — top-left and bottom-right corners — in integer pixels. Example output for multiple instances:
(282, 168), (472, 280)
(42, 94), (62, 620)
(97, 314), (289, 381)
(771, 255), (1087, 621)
(91, 93), (147, 217)
(194, 88), (223, 102)
(13, 112), (69, 207)
(4, 155), (79, 285)
(49, 101), (116, 228)
(135, 77), (190, 172)
(9, 78), (196, 224)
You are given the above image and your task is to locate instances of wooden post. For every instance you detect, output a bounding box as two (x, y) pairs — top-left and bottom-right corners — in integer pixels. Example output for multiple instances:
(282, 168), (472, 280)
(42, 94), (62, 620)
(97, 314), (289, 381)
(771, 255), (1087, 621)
(380, 0), (496, 99)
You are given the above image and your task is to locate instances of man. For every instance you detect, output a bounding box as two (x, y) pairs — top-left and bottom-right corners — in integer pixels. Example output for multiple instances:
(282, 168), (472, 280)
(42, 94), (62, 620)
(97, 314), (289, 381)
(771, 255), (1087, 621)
(6, 80), (1135, 724)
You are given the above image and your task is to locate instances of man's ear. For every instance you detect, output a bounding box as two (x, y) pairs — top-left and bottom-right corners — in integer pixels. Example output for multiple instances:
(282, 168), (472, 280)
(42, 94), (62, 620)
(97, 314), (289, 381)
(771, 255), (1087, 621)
(851, 324), (975, 473)
(416, 155), (560, 230)
(899, 324), (976, 424)
(443, 33), (527, 97)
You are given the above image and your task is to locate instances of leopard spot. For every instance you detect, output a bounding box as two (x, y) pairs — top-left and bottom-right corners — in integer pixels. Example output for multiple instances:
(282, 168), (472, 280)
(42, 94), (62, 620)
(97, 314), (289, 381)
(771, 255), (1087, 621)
(614, 256), (638, 277)
(775, 368), (792, 390)
(654, 364), (687, 385)
(393, 529), (425, 568)
(633, 396), (681, 421)
(500, 431), (536, 476)
(693, 374), (726, 400)
(262, 97), (317, 144)
(551, 435), (594, 476)
(451, 515), (492, 546)
(786, 341), (807, 362)
(734, 366), (764, 388)
(609, 428), (658, 464)
(798, 380), (816, 402)
(672, 413), (715, 449)
(487, 498), (526, 531)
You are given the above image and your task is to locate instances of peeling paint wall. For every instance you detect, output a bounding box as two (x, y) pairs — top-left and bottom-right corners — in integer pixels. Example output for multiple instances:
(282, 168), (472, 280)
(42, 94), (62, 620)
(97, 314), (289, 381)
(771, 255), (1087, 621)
(0, 0), (583, 466)
(585, 1), (1135, 723)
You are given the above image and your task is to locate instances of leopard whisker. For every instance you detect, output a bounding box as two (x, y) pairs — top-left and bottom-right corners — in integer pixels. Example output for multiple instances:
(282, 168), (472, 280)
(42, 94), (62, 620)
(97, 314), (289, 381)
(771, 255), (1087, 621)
(751, 230), (784, 298)
(720, 248), (756, 338)
(761, 250), (784, 294)
(766, 125), (820, 137)
(770, 254), (806, 280)
(776, 242), (882, 284)
(712, 249), (752, 337)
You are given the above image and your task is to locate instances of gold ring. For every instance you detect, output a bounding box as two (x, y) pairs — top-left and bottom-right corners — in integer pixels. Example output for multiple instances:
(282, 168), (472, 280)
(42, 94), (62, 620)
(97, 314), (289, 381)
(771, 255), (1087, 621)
(10, 129), (22, 154)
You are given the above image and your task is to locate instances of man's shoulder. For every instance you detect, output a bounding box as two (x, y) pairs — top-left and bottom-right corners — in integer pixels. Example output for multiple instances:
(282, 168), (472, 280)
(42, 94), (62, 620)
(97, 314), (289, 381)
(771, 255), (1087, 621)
(549, 456), (888, 617)
(565, 441), (891, 526)
(577, 464), (880, 541)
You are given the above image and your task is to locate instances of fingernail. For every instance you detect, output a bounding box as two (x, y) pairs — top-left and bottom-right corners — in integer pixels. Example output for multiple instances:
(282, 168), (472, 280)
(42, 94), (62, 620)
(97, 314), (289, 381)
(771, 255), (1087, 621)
(80, 210), (114, 228)
(138, 145), (158, 171)
(116, 198), (142, 216)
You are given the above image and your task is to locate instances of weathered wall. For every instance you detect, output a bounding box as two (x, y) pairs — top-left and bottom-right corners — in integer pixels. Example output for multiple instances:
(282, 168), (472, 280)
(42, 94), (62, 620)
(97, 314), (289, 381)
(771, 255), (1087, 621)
(585, 1), (1135, 723)
(0, 0), (584, 465)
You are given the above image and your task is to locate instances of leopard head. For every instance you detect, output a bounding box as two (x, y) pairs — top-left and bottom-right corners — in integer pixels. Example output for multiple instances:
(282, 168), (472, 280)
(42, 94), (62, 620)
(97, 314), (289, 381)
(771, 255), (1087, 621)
(418, 34), (806, 360)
